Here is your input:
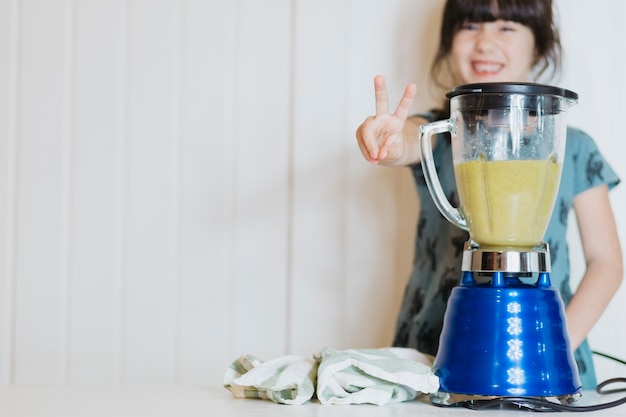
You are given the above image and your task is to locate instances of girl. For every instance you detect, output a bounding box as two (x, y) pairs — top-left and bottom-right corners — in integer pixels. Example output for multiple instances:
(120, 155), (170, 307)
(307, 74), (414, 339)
(356, 0), (623, 389)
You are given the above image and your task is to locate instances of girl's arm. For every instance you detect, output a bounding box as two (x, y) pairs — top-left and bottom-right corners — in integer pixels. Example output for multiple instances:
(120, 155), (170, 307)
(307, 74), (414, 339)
(565, 184), (623, 349)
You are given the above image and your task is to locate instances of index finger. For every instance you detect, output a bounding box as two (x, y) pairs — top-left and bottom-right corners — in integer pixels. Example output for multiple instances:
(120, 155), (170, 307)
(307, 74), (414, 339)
(373, 75), (389, 115)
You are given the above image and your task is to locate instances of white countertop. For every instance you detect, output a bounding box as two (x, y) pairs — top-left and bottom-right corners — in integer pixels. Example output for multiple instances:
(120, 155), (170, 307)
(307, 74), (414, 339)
(1, 385), (625, 417)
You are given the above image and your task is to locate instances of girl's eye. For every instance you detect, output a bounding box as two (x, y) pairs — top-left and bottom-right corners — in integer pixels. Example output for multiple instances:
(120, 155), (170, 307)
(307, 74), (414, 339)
(500, 21), (519, 32)
(460, 22), (480, 31)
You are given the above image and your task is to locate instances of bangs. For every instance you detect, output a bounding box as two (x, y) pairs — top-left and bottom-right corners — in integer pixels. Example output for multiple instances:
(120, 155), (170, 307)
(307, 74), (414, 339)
(450, 0), (539, 27)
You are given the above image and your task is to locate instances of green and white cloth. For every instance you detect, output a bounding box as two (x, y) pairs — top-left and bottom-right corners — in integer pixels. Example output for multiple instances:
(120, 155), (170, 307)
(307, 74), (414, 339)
(223, 347), (439, 406)
(316, 347), (439, 405)
(223, 353), (317, 405)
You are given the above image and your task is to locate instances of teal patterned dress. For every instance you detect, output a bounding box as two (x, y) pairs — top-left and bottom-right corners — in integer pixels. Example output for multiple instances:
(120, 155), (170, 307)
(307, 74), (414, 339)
(392, 112), (620, 389)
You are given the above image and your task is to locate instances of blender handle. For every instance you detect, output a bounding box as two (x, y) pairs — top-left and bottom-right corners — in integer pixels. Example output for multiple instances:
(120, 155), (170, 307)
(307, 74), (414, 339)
(419, 119), (469, 231)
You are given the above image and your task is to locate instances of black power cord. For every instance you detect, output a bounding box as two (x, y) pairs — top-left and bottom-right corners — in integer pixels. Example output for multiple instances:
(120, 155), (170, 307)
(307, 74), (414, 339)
(446, 351), (626, 412)
(457, 382), (626, 412)
(593, 350), (626, 367)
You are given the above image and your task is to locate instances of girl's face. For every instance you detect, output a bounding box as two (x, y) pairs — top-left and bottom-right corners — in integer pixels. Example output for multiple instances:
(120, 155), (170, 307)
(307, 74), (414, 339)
(450, 20), (537, 84)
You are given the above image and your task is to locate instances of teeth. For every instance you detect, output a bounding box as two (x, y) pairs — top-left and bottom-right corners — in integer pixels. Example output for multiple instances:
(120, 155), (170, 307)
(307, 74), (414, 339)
(474, 62), (502, 73)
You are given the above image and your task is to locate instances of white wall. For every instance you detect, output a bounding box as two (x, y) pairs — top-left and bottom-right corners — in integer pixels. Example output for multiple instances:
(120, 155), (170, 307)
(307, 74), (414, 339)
(0, 0), (624, 386)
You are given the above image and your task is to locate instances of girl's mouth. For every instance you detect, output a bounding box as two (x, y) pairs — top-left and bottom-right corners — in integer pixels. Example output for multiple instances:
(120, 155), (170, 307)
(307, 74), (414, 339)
(472, 61), (504, 76)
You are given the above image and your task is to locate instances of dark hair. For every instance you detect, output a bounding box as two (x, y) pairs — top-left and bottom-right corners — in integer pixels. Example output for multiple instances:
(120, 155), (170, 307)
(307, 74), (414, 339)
(431, 0), (562, 88)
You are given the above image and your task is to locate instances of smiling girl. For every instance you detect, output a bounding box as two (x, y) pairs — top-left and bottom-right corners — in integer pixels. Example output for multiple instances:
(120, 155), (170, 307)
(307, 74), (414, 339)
(355, 0), (622, 389)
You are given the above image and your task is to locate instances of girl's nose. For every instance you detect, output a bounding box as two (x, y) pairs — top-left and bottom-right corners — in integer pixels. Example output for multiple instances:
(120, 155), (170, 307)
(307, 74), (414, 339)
(475, 28), (495, 52)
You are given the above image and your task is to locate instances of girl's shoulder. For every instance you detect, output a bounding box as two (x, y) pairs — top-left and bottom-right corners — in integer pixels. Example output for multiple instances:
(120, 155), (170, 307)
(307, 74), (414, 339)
(565, 126), (595, 149)
(564, 126), (603, 163)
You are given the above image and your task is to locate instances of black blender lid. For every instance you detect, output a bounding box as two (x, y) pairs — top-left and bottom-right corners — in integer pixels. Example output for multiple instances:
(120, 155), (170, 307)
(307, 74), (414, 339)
(446, 82), (578, 100)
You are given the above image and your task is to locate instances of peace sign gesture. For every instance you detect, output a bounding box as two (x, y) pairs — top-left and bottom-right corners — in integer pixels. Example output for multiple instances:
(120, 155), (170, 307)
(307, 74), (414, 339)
(355, 75), (420, 166)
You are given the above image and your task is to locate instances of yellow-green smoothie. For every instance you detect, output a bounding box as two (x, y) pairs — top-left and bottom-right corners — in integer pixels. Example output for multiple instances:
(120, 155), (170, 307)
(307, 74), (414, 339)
(454, 158), (562, 249)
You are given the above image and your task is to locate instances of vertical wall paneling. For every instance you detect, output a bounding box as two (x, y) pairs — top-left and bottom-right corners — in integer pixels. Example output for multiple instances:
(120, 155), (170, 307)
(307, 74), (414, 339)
(178, 0), (236, 383)
(122, 0), (179, 384)
(58, 0), (75, 385)
(0, 0), (19, 384)
(13, 0), (67, 383)
(167, 0), (183, 386)
(113, 0), (129, 384)
(67, 0), (128, 384)
(229, 0), (292, 360)
(289, 0), (351, 353)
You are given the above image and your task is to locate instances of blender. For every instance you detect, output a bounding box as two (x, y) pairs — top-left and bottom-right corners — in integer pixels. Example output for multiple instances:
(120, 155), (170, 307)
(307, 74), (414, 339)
(419, 82), (581, 406)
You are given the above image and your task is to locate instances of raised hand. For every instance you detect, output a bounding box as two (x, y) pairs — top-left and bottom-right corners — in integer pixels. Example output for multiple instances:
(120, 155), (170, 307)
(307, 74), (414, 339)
(355, 75), (417, 165)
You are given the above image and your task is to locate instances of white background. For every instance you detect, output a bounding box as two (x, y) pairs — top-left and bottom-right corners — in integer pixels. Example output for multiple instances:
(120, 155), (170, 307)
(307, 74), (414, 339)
(0, 0), (625, 386)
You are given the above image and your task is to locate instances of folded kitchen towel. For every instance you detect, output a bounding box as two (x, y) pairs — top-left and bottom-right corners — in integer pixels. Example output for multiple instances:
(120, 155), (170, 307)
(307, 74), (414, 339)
(223, 347), (439, 406)
(223, 353), (318, 405)
(315, 347), (439, 406)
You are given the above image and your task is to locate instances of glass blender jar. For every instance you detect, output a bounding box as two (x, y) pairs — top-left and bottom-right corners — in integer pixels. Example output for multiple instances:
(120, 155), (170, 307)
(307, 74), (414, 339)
(420, 82), (581, 406)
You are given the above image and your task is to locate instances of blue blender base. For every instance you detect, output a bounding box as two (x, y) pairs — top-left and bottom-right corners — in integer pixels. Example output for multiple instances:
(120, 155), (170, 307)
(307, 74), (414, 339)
(430, 271), (582, 406)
